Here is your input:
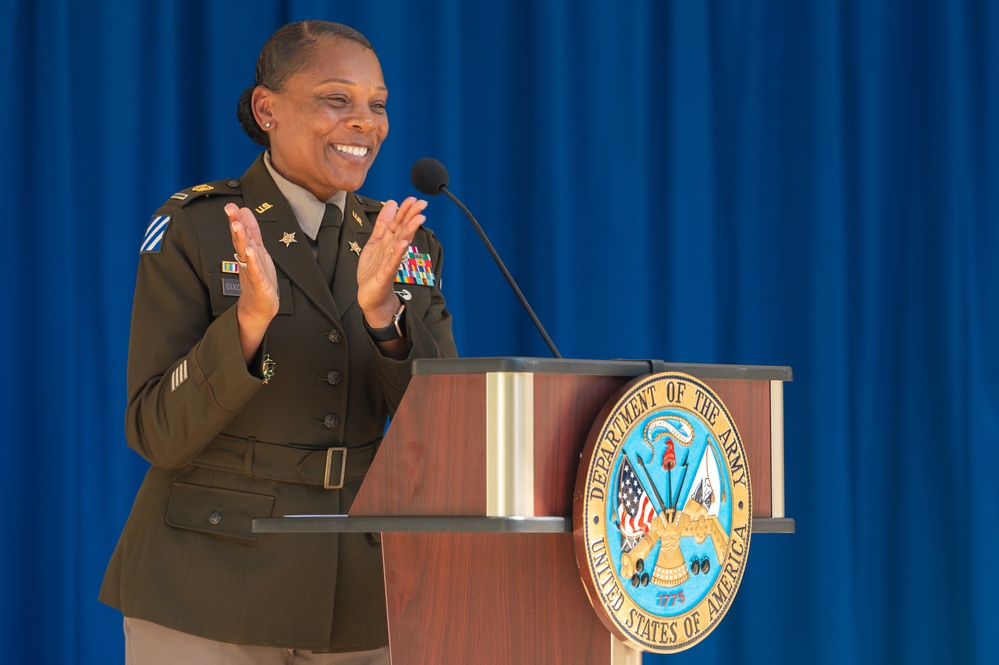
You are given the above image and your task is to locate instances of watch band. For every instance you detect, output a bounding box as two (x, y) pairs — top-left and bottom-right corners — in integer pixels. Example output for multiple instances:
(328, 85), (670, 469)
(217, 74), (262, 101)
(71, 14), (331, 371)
(365, 299), (406, 342)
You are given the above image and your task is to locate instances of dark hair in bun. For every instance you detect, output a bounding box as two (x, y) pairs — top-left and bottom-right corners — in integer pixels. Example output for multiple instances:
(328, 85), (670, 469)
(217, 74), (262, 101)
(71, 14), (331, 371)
(237, 21), (374, 147)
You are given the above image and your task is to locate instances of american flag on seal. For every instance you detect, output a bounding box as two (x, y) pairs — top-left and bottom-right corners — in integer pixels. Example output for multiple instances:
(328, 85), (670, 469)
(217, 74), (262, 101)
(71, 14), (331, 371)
(617, 454), (656, 552)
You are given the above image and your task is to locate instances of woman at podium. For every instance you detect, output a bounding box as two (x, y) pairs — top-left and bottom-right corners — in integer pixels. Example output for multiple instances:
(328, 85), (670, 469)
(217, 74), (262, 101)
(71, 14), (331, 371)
(100, 19), (457, 664)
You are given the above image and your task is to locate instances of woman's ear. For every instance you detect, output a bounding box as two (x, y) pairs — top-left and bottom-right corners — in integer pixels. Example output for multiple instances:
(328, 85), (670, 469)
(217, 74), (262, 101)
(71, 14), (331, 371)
(252, 86), (275, 130)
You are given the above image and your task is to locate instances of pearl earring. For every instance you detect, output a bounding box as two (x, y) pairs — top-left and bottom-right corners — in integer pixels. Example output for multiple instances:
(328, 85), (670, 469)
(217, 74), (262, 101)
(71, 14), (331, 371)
(264, 122), (272, 128)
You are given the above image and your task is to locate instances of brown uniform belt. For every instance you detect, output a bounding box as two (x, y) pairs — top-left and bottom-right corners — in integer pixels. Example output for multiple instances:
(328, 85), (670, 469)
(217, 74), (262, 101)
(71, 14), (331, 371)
(189, 434), (378, 489)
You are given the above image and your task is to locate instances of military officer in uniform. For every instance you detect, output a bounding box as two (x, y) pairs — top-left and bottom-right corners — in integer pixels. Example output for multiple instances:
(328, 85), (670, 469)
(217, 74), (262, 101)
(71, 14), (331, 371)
(100, 20), (457, 663)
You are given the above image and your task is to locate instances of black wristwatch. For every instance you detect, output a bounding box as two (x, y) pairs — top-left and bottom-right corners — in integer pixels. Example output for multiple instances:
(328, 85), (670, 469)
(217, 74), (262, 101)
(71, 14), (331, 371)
(365, 299), (406, 342)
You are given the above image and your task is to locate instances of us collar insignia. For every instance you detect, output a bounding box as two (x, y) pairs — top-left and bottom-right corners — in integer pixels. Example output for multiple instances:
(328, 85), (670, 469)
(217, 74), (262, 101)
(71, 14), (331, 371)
(395, 245), (436, 286)
(352, 210), (364, 226)
(349, 241), (362, 256)
(255, 202), (273, 214)
(279, 231), (297, 247)
(221, 260), (240, 274)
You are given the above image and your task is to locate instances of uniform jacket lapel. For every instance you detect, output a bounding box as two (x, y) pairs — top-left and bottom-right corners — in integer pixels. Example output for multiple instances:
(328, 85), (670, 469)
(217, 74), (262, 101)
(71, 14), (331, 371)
(238, 156), (342, 322)
(331, 194), (375, 315)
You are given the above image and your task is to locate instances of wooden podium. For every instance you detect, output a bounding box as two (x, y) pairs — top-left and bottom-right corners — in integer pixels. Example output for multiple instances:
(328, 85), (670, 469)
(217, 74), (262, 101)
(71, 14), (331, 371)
(254, 358), (793, 664)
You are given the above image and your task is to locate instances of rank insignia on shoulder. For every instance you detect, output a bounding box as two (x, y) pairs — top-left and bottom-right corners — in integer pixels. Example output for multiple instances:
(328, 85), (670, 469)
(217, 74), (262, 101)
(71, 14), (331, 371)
(141, 214), (171, 253)
(395, 245), (436, 286)
(192, 184), (214, 192)
(170, 192), (189, 201)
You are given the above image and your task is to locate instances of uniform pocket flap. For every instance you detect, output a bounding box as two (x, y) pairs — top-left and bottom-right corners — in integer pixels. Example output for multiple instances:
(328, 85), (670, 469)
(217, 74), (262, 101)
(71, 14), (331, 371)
(165, 482), (275, 541)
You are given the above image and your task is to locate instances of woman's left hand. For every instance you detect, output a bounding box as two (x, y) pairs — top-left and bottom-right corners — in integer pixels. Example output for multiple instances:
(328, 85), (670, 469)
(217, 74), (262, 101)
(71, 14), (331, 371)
(356, 196), (428, 329)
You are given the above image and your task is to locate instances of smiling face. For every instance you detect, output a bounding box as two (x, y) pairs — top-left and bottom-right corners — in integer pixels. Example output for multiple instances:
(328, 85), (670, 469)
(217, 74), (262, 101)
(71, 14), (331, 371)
(254, 37), (388, 200)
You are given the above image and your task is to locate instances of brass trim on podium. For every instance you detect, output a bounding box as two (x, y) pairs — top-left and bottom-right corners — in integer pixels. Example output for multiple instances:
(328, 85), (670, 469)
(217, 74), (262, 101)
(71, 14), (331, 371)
(770, 380), (786, 519)
(611, 636), (643, 664)
(486, 371), (535, 517)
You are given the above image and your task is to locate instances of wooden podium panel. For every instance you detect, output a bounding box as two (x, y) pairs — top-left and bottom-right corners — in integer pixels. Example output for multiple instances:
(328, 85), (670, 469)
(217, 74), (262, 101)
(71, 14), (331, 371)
(353, 372), (491, 516)
(531, 373), (632, 517)
(381, 533), (609, 664)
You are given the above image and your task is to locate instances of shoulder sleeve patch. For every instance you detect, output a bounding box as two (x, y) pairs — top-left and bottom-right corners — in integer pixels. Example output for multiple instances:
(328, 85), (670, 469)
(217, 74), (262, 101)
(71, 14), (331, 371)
(140, 214), (171, 253)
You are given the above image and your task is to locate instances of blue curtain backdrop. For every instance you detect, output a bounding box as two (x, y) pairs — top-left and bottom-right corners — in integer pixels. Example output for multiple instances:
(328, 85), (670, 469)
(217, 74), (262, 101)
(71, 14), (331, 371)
(1, 0), (996, 663)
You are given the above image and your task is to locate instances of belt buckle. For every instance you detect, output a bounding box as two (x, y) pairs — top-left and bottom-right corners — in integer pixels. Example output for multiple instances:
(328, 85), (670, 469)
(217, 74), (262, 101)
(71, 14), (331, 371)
(324, 447), (348, 489)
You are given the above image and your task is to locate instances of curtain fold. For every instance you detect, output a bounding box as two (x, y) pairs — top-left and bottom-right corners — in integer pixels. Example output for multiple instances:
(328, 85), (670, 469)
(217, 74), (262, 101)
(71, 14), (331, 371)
(2, 1), (996, 663)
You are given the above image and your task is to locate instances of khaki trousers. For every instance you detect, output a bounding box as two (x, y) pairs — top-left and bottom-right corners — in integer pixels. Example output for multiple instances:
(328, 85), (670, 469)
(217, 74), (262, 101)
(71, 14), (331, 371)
(124, 617), (391, 665)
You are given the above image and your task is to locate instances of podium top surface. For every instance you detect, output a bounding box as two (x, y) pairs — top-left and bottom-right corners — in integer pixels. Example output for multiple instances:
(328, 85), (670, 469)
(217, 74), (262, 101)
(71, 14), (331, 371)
(412, 357), (792, 381)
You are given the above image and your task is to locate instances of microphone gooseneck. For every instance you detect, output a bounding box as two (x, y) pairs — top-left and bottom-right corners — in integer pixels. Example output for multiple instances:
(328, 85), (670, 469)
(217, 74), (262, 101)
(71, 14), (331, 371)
(412, 158), (561, 359)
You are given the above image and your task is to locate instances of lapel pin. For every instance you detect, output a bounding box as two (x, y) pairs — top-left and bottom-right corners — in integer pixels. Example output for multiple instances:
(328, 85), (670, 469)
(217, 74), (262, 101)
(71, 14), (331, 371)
(349, 241), (362, 256)
(279, 231), (297, 247)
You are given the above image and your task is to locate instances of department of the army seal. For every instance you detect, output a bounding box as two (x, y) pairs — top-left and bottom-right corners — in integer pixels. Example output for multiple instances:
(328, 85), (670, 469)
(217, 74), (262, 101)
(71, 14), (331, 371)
(573, 372), (752, 653)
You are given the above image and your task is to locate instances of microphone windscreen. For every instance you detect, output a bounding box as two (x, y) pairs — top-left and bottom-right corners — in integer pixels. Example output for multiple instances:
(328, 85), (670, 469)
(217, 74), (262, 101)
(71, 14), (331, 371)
(410, 158), (449, 196)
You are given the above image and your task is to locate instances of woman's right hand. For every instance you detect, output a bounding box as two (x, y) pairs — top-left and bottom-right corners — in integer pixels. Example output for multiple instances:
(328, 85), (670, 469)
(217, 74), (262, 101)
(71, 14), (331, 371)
(226, 203), (279, 363)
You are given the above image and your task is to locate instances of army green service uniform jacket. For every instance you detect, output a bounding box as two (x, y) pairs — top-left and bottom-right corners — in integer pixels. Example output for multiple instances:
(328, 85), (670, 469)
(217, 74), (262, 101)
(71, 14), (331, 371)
(100, 154), (457, 652)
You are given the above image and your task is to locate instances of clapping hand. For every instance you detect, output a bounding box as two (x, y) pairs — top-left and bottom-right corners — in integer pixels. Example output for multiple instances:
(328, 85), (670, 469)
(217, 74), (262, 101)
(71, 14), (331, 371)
(226, 203), (279, 362)
(356, 196), (428, 329)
